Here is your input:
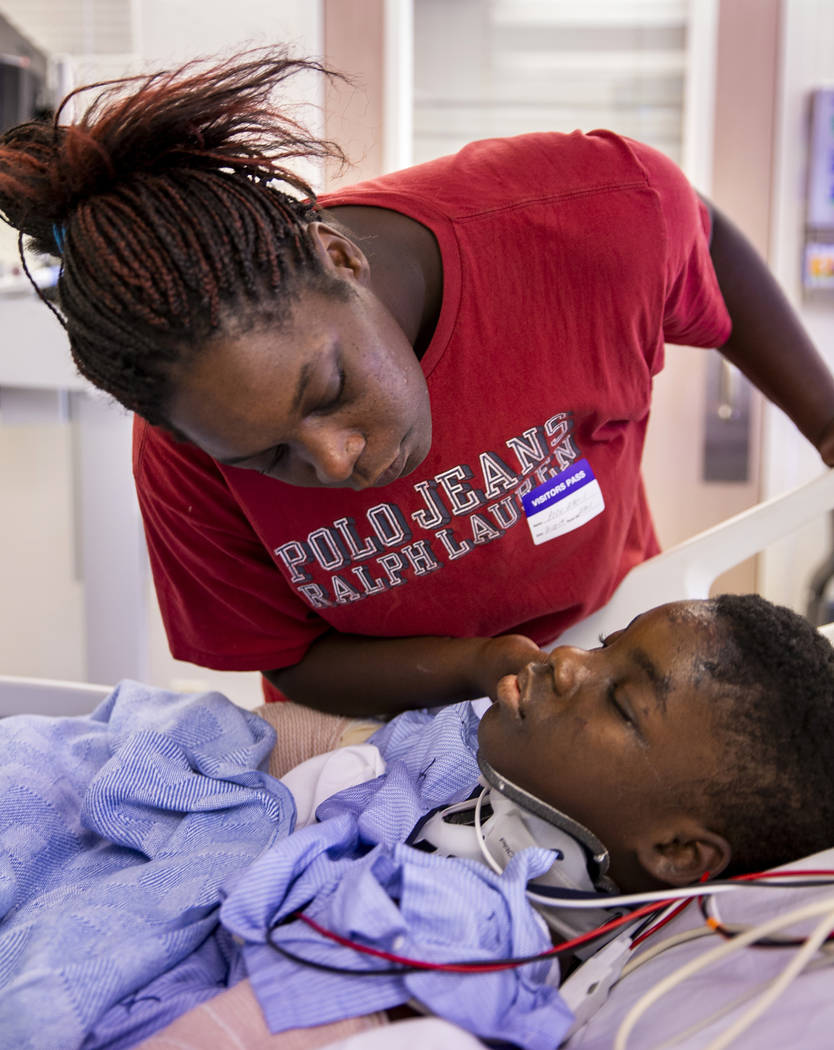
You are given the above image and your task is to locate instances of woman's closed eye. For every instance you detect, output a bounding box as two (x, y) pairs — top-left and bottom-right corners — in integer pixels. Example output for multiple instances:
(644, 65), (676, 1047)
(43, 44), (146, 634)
(255, 365), (346, 475)
(314, 365), (346, 415)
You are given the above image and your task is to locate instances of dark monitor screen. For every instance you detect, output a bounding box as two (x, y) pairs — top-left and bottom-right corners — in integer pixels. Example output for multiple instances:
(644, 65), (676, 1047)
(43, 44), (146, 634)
(1, 59), (45, 134)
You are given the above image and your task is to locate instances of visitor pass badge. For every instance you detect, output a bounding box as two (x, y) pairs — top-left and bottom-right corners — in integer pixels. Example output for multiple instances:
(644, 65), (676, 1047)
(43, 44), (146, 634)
(522, 458), (604, 545)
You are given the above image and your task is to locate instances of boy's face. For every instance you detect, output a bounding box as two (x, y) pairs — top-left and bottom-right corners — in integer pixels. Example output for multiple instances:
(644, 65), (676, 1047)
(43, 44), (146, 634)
(478, 601), (725, 886)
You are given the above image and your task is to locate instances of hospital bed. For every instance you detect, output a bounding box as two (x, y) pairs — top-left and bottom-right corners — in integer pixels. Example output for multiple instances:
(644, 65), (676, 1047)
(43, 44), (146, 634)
(3, 469), (834, 1050)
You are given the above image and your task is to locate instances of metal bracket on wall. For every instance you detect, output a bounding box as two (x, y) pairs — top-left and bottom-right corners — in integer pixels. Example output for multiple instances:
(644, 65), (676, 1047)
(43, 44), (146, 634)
(702, 356), (752, 482)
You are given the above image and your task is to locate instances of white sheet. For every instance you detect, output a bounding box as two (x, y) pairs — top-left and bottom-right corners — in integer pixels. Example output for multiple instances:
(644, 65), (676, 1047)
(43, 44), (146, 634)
(322, 1017), (489, 1050)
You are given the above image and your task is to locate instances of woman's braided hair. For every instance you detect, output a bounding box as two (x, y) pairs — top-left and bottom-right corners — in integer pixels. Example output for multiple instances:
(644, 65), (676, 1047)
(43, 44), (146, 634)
(0, 48), (348, 424)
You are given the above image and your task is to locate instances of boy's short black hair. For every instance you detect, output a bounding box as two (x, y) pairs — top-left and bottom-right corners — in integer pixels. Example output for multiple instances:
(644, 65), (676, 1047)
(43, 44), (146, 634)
(697, 593), (834, 875)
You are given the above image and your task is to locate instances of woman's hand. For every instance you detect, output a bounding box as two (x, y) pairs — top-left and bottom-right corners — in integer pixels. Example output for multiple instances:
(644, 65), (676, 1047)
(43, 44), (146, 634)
(267, 630), (548, 717)
(470, 633), (547, 702)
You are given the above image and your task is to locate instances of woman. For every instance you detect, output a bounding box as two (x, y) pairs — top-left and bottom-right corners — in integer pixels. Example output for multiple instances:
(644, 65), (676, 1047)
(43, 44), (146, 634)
(2, 48), (833, 714)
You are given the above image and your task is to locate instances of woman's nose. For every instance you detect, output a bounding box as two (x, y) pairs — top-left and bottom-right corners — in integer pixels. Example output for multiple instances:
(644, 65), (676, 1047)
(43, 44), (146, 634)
(303, 423), (366, 485)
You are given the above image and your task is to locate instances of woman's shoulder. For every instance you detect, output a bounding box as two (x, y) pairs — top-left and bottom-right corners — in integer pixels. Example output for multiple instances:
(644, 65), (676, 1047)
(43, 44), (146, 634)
(320, 130), (663, 222)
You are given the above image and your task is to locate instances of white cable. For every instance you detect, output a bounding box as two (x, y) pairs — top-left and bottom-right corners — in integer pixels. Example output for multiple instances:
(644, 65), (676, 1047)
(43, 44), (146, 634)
(701, 904), (834, 1050)
(705, 883), (834, 950)
(525, 877), (827, 910)
(476, 792), (780, 909)
(621, 921), (834, 1032)
(648, 978), (789, 1050)
(612, 892), (834, 1050)
(618, 926), (715, 979)
(640, 954), (834, 1050)
(620, 895), (697, 953)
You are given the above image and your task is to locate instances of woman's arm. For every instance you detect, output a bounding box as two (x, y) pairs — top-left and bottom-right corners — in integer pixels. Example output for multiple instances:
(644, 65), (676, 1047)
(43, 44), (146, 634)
(705, 197), (834, 465)
(265, 631), (545, 716)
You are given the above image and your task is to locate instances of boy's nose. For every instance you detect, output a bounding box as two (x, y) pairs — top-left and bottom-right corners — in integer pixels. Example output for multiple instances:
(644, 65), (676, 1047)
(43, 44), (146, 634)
(545, 646), (591, 698)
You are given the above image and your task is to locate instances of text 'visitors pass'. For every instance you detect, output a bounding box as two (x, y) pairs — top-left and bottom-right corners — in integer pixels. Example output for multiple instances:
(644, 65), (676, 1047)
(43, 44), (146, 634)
(522, 458), (604, 545)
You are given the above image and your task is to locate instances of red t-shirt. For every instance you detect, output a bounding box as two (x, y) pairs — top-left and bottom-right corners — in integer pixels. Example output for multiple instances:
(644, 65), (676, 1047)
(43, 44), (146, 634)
(133, 131), (731, 680)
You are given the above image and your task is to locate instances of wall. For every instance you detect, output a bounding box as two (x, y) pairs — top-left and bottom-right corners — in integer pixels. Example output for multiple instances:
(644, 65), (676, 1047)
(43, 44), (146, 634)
(642, 0), (780, 595)
(0, 405), (85, 680)
(642, 0), (834, 614)
(137, 0), (319, 66)
(322, 0), (385, 189)
(757, 0), (834, 615)
(0, 5), (86, 682)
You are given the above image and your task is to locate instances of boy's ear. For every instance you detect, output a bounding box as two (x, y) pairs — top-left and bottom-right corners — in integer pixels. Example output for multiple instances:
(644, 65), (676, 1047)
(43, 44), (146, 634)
(307, 221), (370, 283)
(635, 818), (732, 887)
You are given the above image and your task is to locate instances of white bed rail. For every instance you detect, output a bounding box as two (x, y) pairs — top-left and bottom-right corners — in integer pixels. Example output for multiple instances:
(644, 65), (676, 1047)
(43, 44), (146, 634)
(0, 675), (111, 718)
(554, 470), (834, 650)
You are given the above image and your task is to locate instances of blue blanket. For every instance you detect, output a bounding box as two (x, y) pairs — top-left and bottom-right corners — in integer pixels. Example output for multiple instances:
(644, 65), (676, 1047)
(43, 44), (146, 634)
(0, 686), (573, 1050)
(0, 681), (293, 1050)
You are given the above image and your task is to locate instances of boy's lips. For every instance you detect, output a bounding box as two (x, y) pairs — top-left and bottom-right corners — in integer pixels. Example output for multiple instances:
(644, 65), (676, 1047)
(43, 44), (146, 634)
(496, 673), (522, 717)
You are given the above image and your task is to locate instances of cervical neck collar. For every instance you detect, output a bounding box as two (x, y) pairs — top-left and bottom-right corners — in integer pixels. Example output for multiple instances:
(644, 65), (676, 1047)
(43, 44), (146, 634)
(409, 753), (627, 953)
(477, 753), (612, 884)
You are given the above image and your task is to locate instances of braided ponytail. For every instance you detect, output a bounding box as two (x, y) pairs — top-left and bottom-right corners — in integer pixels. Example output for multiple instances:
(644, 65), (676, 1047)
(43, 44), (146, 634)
(0, 48), (348, 423)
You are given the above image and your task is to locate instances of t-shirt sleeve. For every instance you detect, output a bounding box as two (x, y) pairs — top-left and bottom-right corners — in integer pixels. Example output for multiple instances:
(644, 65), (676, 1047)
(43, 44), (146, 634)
(133, 418), (329, 672)
(624, 138), (732, 350)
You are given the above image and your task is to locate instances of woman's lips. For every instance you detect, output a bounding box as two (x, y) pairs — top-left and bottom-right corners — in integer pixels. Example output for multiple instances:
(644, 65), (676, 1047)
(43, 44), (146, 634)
(373, 447), (407, 488)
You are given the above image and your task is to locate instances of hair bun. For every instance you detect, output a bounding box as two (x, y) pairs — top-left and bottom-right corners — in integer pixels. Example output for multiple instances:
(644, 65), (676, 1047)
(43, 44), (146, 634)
(0, 47), (346, 257)
(0, 121), (73, 254)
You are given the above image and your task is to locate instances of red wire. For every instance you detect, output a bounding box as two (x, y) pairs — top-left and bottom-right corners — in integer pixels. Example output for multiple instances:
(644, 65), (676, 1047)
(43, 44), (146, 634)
(296, 897), (672, 974)
(628, 870), (712, 951)
(731, 868), (834, 883)
(629, 898), (693, 951)
(292, 868), (834, 975)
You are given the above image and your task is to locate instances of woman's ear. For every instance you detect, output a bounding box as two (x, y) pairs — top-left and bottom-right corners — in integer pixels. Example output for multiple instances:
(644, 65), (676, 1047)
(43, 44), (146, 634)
(635, 818), (732, 887)
(307, 221), (370, 283)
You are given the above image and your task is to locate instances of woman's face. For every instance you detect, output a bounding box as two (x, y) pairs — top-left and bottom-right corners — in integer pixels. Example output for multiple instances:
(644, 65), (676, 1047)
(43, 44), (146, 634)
(167, 281), (433, 489)
(478, 602), (724, 879)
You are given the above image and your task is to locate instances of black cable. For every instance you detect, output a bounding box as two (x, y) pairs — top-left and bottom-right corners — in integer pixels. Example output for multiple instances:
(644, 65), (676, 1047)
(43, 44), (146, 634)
(698, 891), (834, 948)
(268, 935), (414, 976)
